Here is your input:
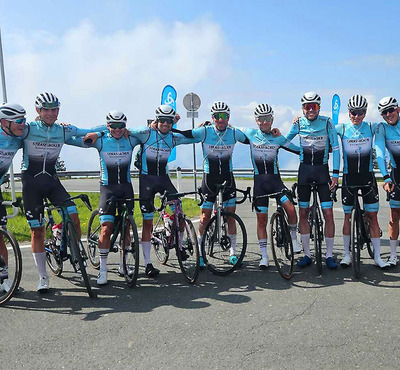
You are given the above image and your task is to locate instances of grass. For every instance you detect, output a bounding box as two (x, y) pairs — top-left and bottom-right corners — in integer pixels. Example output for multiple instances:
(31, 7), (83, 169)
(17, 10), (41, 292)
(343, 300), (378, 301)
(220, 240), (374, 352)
(2, 192), (201, 242)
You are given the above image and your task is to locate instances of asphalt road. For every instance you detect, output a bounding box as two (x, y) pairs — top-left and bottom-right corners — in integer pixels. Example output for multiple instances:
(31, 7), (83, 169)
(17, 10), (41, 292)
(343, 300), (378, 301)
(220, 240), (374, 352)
(3, 177), (400, 369)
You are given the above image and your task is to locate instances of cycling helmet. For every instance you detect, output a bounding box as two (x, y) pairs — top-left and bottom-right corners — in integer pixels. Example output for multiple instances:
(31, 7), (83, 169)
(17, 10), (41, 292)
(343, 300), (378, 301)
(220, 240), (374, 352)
(35, 92), (60, 109)
(301, 91), (321, 105)
(211, 101), (230, 115)
(378, 96), (398, 113)
(106, 110), (127, 123)
(348, 95), (368, 110)
(254, 103), (273, 117)
(0, 103), (26, 120)
(155, 104), (176, 119)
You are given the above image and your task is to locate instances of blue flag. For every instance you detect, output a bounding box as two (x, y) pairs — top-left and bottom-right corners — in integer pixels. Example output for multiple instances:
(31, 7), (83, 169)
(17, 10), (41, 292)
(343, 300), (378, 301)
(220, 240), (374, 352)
(161, 85), (177, 162)
(332, 94), (340, 126)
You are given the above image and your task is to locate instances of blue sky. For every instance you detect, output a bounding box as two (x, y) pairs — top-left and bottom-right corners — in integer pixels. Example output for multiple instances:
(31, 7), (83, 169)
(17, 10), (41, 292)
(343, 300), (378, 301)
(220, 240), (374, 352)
(1, 0), (399, 170)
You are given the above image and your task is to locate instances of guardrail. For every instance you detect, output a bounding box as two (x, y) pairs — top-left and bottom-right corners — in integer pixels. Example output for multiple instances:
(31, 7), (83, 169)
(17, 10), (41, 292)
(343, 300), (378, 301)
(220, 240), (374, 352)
(7, 168), (386, 180)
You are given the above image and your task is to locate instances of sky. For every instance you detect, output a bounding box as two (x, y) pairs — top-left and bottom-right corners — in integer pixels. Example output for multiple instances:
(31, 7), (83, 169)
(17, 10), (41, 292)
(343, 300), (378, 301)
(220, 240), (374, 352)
(1, 0), (400, 171)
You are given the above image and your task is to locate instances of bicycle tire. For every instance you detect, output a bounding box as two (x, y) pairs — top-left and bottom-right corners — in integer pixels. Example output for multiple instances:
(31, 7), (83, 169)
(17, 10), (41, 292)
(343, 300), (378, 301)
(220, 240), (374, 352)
(45, 237), (63, 276)
(175, 215), (200, 283)
(313, 207), (323, 275)
(351, 208), (362, 279)
(151, 218), (170, 265)
(0, 229), (22, 305)
(122, 216), (140, 287)
(67, 222), (96, 298)
(86, 209), (101, 269)
(201, 211), (247, 276)
(270, 211), (294, 280)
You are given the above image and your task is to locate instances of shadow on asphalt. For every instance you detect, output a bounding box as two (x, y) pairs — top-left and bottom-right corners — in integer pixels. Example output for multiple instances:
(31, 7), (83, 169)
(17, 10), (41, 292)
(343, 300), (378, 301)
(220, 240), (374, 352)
(3, 249), (400, 319)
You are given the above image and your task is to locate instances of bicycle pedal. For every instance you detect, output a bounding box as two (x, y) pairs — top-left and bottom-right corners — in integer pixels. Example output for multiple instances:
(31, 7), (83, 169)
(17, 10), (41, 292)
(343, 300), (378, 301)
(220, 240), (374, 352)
(62, 253), (70, 262)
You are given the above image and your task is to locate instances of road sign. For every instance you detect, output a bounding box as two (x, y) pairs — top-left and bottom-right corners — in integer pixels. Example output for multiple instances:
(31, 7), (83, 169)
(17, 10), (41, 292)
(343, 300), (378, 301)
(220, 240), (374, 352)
(183, 93), (201, 111)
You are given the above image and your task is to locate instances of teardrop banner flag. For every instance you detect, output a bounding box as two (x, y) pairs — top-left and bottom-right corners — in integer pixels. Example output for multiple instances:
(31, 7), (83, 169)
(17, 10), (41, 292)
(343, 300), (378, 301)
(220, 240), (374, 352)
(161, 85), (177, 162)
(332, 94), (340, 126)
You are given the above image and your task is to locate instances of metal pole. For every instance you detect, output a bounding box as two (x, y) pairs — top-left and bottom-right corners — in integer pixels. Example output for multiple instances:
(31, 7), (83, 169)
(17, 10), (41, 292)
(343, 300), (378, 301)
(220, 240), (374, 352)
(0, 28), (18, 217)
(191, 93), (198, 199)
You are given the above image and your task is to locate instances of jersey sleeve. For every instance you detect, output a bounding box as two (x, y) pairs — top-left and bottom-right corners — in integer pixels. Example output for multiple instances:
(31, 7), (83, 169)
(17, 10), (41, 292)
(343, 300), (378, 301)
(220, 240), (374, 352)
(234, 128), (249, 144)
(64, 135), (102, 150)
(375, 123), (390, 182)
(285, 120), (299, 142)
(128, 127), (151, 143)
(328, 119), (340, 177)
(172, 131), (202, 145)
(335, 123), (344, 139)
(279, 136), (300, 154)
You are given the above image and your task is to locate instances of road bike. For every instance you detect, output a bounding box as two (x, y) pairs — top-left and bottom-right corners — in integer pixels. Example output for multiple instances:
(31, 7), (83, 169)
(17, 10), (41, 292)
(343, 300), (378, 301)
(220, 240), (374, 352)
(151, 191), (200, 283)
(86, 196), (140, 287)
(253, 189), (296, 280)
(200, 182), (251, 276)
(43, 194), (95, 298)
(0, 198), (23, 305)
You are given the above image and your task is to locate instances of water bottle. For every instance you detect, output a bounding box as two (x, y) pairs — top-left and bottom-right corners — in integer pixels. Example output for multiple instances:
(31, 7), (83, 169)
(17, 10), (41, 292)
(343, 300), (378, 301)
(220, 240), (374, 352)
(52, 223), (62, 247)
(163, 213), (171, 236)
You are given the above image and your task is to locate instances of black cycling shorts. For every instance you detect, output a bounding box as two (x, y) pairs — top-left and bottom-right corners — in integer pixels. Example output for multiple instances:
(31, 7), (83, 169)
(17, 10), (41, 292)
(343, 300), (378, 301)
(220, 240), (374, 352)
(98, 183), (134, 223)
(201, 172), (236, 209)
(253, 174), (288, 209)
(0, 191), (7, 226)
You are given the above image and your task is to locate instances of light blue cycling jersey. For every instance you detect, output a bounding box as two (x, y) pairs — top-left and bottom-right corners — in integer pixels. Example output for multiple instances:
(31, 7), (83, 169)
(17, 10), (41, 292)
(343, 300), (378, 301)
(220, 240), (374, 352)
(70, 133), (140, 185)
(286, 115), (340, 177)
(21, 120), (98, 177)
(130, 127), (198, 176)
(336, 121), (377, 174)
(239, 128), (300, 175)
(375, 120), (400, 182)
(0, 128), (23, 184)
(188, 125), (247, 175)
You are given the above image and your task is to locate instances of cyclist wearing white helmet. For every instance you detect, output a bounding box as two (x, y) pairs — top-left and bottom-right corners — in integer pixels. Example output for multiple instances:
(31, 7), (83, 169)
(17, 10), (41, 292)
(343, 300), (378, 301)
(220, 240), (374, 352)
(20, 92), (102, 291)
(286, 92), (340, 270)
(238, 103), (301, 268)
(70, 111), (139, 285)
(172, 101), (249, 267)
(375, 96), (400, 266)
(336, 95), (389, 269)
(0, 103), (27, 293)
(126, 104), (199, 277)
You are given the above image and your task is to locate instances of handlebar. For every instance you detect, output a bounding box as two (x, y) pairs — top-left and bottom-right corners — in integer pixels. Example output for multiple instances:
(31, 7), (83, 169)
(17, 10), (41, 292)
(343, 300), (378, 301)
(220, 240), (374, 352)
(332, 182), (375, 203)
(156, 190), (204, 212)
(252, 189), (297, 213)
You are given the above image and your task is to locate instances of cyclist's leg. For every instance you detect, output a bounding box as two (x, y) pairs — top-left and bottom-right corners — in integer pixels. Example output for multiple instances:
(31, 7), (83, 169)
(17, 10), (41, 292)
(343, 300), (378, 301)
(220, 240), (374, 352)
(254, 174), (269, 267)
(388, 169), (400, 265)
(223, 174), (237, 257)
(22, 174), (49, 291)
(139, 175), (159, 277)
(341, 175), (353, 265)
(0, 193), (7, 274)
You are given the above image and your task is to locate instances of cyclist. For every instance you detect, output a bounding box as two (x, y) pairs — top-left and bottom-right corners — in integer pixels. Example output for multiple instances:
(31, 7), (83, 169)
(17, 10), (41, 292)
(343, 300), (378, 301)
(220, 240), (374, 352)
(71, 111), (139, 285)
(21, 92), (101, 291)
(174, 102), (249, 266)
(239, 103), (300, 268)
(0, 103), (26, 292)
(336, 95), (389, 268)
(286, 92), (340, 269)
(375, 96), (400, 266)
(129, 105), (198, 277)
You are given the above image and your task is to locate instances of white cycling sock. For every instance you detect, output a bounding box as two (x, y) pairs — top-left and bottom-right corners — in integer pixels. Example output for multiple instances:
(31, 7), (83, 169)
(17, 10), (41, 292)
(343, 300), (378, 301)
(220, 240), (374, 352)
(99, 249), (109, 272)
(229, 234), (237, 256)
(390, 239), (398, 259)
(289, 224), (298, 244)
(198, 234), (203, 258)
(300, 234), (311, 257)
(371, 238), (381, 260)
(119, 249), (124, 270)
(33, 252), (47, 277)
(142, 241), (152, 265)
(343, 235), (351, 257)
(325, 237), (334, 258)
(258, 239), (268, 259)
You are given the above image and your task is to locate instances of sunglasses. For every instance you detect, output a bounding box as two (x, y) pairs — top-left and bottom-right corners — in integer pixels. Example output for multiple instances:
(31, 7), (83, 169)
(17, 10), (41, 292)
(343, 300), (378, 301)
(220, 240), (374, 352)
(10, 117), (26, 125)
(213, 112), (229, 121)
(109, 122), (126, 129)
(41, 102), (60, 109)
(349, 109), (366, 117)
(381, 107), (397, 116)
(157, 117), (174, 125)
(257, 115), (273, 123)
(302, 103), (320, 111)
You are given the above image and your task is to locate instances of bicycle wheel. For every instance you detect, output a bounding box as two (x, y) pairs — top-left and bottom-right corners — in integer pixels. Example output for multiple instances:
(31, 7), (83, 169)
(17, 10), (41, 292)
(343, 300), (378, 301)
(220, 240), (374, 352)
(270, 211), (294, 280)
(175, 215), (199, 283)
(0, 229), (22, 305)
(151, 216), (170, 264)
(67, 222), (96, 298)
(313, 207), (323, 275)
(201, 211), (247, 276)
(86, 209), (101, 269)
(45, 237), (63, 276)
(351, 208), (362, 279)
(122, 216), (140, 287)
